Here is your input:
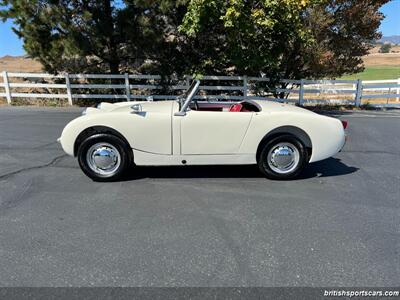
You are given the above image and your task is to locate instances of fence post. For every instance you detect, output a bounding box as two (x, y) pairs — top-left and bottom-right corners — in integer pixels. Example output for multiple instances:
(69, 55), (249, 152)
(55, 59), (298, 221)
(2, 71), (11, 105)
(355, 79), (362, 107)
(124, 73), (131, 101)
(397, 78), (400, 102)
(243, 75), (248, 99)
(65, 73), (73, 106)
(299, 79), (304, 106)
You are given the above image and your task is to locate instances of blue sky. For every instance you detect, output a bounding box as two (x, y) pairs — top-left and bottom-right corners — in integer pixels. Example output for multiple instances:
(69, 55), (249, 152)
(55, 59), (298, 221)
(0, 0), (399, 57)
(380, 0), (400, 36)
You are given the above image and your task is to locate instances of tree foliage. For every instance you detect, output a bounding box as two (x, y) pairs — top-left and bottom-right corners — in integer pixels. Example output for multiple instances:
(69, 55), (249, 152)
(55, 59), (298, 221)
(179, 0), (389, 79)
(180, 0), (316, 76)
(0, 0), (389, 80)
(379, 43), (392, 53)
(0, 0), (188, 74)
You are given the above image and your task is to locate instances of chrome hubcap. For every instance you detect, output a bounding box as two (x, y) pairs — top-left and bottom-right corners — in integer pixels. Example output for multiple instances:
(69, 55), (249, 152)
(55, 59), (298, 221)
(267, 142), (300, 174)
(86, 143), (121, 175)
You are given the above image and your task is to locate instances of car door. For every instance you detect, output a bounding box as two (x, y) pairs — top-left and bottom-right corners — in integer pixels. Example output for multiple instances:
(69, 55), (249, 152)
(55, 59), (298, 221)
(120, 101), (173, 155)
(179, 110), (253, 154)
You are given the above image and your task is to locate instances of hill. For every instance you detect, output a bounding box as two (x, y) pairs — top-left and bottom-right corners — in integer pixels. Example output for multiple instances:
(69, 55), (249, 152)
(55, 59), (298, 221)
(379, 35), (400, 45)
(0, 55), (42, 73)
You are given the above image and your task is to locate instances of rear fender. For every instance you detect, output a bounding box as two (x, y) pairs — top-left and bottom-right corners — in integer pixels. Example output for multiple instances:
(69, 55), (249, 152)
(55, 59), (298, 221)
(256, 126), (312, 161)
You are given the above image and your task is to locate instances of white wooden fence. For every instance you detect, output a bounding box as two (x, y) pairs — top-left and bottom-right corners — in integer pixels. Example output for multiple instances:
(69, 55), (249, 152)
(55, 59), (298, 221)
(1, 71), (399, 107)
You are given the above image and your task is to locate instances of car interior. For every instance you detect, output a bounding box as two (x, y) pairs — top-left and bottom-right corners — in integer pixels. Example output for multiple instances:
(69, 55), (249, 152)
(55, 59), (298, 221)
(177, 80), (262, 113)
(189, 100), (261, 113)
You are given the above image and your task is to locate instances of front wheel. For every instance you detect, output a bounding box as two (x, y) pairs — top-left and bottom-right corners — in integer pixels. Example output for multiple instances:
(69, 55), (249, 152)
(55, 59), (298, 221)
(258, 134), (308, 180)
(77, 133), (132, 182)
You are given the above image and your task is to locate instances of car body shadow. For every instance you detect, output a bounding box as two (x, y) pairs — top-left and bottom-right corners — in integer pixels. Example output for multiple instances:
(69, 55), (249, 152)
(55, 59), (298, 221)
(121, 158), (358, 181)
(297, 158), (359, 179)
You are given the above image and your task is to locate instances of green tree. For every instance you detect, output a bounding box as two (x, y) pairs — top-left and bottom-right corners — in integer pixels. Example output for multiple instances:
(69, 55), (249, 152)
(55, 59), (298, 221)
(379, 43), (392, 53)
(179, 0), (389, 80)
(0, 0), (188, 74)
(1, 0), (389, 81)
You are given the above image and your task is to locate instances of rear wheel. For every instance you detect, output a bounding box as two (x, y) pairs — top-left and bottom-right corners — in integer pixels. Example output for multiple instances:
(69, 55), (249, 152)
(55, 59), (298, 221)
(77, 133), (132, 181)
(258, 134), (308, 180)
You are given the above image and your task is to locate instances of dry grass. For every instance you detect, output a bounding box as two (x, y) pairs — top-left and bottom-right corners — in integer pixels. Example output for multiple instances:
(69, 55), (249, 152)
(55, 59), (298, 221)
(362, 45), (400, 68)
(0, 55), (42, 73)
(363, 53), (400, 67)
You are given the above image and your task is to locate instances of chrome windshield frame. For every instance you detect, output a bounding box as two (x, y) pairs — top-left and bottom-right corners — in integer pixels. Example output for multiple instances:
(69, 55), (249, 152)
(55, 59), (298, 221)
(175, 80), (200, 116)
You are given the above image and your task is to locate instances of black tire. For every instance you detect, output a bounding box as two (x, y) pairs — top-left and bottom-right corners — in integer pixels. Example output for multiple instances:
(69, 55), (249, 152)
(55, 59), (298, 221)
(77, 133), (132, 182)
(258, 134), (308, 180)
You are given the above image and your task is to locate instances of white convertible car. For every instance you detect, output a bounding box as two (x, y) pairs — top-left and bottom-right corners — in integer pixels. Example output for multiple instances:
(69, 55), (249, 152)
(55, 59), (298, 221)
(59, 80), (347, 181)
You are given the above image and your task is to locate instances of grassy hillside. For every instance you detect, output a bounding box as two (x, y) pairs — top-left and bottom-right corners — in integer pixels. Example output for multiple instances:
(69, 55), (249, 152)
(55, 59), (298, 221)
(340, 66), (400, 80)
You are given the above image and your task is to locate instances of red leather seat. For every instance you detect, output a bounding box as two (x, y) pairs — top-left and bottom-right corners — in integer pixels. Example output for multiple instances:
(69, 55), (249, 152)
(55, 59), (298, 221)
(229, 103), (242, 112)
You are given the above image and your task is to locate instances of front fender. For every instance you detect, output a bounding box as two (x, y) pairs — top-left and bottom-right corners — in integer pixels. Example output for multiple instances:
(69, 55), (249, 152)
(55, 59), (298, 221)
(59, 109), (173, 156)
(59, 115), (103, 156)
(59, 114), (139, 156)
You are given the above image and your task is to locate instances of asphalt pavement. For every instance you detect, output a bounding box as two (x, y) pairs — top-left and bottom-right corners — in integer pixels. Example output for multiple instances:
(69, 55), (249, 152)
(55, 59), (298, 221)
(0, 106), (399, 287)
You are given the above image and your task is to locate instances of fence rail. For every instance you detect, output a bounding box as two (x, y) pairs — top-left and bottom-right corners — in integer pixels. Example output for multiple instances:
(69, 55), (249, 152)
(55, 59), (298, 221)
(1, 71), (399, 107)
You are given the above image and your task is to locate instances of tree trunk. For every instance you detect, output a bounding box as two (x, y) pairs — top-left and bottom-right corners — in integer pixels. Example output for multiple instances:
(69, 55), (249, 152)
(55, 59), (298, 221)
(109, 61), (120, 74)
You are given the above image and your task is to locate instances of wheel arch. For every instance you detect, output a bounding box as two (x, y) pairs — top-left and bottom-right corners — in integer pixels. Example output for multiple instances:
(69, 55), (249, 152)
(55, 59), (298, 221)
(256, 126), (312, 161)
(74, 126), (131, 157)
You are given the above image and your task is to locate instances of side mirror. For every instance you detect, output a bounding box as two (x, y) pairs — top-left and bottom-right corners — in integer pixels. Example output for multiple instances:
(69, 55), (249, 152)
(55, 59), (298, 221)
(131, 104), (142, 113)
